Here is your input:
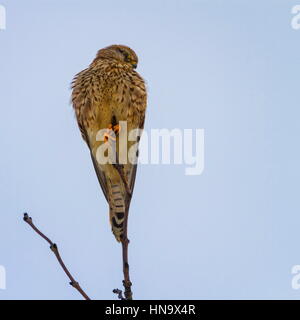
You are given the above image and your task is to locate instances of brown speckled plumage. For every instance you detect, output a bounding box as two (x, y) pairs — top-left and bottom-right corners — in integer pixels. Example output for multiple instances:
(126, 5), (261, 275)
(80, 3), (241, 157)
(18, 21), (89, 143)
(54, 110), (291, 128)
(71, 45), (147, 241)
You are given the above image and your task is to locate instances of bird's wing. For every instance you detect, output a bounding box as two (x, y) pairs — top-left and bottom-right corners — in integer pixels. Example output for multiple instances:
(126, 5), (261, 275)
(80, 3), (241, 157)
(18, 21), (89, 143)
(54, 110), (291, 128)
(72, 70), (110, 202)
(125, 84), (147, 194)
(78, 123), (110, 202)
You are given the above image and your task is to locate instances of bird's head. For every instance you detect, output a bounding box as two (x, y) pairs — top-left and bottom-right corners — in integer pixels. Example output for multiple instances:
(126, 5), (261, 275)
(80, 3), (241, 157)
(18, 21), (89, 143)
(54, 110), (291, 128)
(95, 45), (138, 69)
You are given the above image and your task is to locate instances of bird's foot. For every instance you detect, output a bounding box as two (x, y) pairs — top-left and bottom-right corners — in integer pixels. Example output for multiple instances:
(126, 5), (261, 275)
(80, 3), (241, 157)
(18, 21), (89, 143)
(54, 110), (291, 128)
(104, 124), (116, 142)
(104, 124), (121, 142)
(113, 124), (121, 135)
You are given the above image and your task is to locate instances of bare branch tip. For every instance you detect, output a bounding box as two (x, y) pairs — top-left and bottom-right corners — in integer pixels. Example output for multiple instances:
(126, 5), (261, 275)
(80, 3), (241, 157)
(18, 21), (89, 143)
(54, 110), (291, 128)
(113, 288), (126, 300)
(22, 211), (90, 300)
(23, 212), (31, 222)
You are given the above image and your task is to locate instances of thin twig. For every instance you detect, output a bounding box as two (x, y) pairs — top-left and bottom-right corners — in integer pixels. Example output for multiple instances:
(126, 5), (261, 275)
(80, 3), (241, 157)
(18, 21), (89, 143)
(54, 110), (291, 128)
(112, 288), (126, 300)
(23, 213), (91, 300)
(121, 203), (132, 300)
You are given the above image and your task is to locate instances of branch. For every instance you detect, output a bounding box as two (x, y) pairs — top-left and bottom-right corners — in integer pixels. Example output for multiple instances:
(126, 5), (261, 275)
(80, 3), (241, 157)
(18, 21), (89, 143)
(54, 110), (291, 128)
(112, 288), (126, 300)
(112, 187), (133, 300)
(23, 213), (91, 300)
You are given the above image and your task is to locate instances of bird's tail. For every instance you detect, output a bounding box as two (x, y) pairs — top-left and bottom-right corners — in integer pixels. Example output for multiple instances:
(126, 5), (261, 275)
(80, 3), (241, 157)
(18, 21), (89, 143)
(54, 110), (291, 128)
(109, 183), (126, 242)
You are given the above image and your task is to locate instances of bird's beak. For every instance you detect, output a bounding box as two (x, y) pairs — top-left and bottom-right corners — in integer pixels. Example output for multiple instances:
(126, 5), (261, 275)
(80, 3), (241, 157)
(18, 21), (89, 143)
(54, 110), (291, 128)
(132, 64), (137, 69)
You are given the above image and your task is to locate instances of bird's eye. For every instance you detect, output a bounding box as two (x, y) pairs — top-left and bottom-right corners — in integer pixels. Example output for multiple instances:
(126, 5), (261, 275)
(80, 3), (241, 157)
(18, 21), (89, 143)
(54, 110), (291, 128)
(124, 52), (130, 61)
(117, 48), (130, 61)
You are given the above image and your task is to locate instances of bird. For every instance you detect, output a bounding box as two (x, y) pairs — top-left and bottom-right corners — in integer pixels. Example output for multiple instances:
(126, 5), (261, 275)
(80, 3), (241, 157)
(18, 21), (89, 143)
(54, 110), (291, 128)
(71, 45), (147, 242)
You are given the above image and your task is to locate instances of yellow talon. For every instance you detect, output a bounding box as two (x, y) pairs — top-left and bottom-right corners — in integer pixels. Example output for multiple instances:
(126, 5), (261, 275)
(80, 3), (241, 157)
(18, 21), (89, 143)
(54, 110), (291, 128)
(104, 124), (116, 142)
(113, 124), (121, 134)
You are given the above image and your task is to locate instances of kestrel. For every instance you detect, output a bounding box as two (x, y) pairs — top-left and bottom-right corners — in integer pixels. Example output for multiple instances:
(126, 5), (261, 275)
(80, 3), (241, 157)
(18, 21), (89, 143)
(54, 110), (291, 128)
(71, 45), (147, 242)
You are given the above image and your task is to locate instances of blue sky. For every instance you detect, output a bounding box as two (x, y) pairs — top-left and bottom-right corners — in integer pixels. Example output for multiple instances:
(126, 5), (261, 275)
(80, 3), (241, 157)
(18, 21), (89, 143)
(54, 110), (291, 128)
(1, 0), (300, 299)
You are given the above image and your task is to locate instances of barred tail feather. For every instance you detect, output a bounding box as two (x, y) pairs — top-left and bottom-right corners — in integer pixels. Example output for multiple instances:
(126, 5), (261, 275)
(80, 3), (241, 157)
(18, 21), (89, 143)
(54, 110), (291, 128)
(109, 182), (126, 242)
(109, 209), (125, 242)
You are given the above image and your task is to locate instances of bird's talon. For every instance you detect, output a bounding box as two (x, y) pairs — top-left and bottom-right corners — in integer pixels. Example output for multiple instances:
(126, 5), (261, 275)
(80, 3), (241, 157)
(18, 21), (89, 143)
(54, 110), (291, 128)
(113, 124), (121, 135)
(104, 124), (116, 142)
